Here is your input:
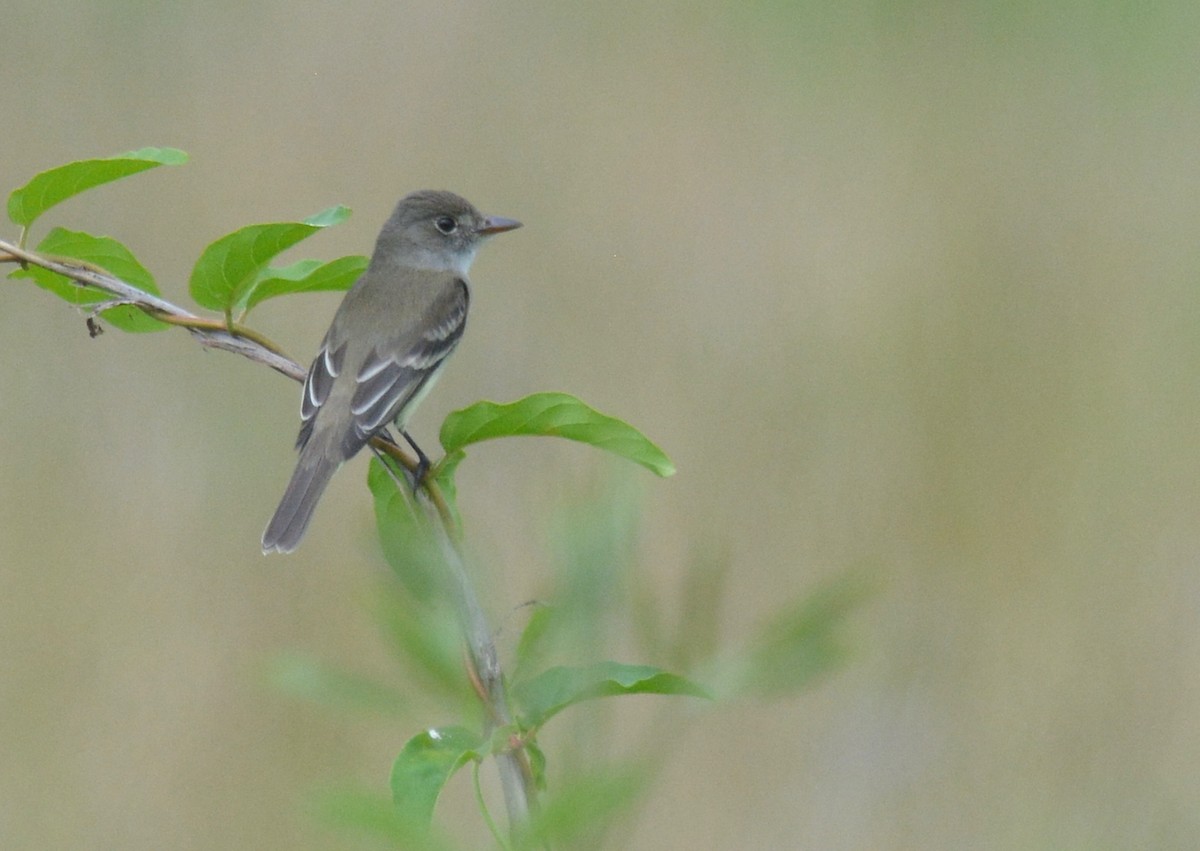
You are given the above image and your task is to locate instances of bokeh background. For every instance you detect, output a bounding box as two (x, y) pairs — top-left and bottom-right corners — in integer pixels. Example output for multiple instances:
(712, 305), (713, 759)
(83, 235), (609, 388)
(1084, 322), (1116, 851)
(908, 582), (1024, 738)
(4, 2), (1200, 848)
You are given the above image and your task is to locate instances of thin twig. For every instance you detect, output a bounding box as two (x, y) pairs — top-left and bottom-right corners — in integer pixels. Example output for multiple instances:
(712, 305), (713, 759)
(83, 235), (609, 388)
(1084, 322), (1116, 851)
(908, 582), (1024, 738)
(0, 238), (302, 380)
(1, 236), (535, 831)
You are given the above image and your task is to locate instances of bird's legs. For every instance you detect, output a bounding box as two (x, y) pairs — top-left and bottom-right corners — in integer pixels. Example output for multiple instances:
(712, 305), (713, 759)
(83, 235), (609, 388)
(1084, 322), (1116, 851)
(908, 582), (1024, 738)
(401, 429), (431, 492)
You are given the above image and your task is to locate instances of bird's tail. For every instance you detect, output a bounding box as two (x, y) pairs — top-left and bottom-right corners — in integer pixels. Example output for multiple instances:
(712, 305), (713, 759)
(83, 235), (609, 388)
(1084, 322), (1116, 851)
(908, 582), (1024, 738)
(261, 451), (339, 554)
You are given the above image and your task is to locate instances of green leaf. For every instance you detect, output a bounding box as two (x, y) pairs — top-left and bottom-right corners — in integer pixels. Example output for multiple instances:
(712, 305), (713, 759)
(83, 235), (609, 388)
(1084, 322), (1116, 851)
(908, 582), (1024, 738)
(369, 463), (474, 705)
(728, 571), (875, 699)
(368, 457), (444, 600)
(310, 788), (458, 851)
(7, 147), (187, 229)
(240, 253), (368, 313)
(513, 662), (711, 727)
(390, 726), (482, 826)
(15, 227), (168, 332)
(525, 739), (548, 793)
(302, 206), (353, 227)
(430, 448), (465, 528)
(439, 392), (675, 477)
(269, 653), (409, 716)
(188, 205), (352, 313)
(548, 477), (643, 654)
(374, 585), (471, 707)
(523, 768), (647, 848)
(513, 603), (556, 682)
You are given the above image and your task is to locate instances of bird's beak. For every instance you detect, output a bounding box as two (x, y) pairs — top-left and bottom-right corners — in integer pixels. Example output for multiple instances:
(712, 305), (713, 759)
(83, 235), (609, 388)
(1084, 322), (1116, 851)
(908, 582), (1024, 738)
(477, 216), (522, 236)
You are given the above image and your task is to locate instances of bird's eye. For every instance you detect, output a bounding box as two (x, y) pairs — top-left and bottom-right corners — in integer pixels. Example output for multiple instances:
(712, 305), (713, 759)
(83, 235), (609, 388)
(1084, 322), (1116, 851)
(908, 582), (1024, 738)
(434, 216), (457, 234)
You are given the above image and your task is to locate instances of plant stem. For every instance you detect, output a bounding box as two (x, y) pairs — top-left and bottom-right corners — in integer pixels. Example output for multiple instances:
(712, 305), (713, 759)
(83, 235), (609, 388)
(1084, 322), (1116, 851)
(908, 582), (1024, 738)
(430, 504), (536, 832)
(474, 760), (513, 851)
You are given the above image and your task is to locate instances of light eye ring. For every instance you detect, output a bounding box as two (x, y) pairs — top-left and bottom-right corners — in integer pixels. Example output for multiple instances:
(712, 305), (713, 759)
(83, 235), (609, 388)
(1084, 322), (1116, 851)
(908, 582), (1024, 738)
(434, 216), (458, 234)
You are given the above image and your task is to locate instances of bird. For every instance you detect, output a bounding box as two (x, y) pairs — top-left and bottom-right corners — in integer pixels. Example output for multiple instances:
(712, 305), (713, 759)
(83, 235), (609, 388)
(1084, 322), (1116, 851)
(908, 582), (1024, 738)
(262, 190), (521, 554)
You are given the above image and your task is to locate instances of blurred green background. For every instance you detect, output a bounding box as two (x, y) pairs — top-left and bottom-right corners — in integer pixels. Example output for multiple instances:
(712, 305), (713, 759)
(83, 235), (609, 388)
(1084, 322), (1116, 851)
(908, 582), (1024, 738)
(4, 2), (1200, 848)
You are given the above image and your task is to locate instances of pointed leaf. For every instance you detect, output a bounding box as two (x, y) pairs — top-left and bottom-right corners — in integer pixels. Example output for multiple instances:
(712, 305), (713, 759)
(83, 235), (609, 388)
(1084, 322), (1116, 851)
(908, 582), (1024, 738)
(439, 392), (675, 477)
(374, 584), (471, 706)
(311, 789), (458, 851)
(302, 206), (354, 227)
(188, 205), (351, 312)
(269, 653), (409, 716)
(547, 477), (643, 654)
(240, 253), (368, 313)
(15, 227), (168, 332)
(525, 739), (548, 793)
(368, 458), (444, 600)
(430, 447), (465, 528)
(525, 768), (647, 848)
(368, 461), (477, 708)
(729, 571), (874, 699)
(8, 147), (187, 228)
(390, 726), (482, 826)
(513, 603), (556, 681)
(513, 662), (711, 727)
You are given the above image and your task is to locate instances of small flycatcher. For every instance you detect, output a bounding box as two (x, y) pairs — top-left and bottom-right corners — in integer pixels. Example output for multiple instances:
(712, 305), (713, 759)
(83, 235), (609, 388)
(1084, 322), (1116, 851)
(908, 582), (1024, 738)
(262, 190), (520, 554)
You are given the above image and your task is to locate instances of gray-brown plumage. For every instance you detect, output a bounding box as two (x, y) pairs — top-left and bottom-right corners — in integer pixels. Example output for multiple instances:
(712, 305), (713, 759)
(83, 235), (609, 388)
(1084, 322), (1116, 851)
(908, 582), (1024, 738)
(262, 190), (520, 554)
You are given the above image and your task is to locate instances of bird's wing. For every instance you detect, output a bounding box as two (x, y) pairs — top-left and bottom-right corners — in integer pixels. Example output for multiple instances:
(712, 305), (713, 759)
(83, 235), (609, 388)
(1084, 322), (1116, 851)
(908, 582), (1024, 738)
(340, 278), (469, 456)
(296, 333), (346, 450)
